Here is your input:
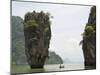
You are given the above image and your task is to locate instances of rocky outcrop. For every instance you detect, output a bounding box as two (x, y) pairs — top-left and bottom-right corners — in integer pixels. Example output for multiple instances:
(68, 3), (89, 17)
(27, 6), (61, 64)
(45, 51), (63, 64)
(12, 16), (27, 65)
(24, 11), (51, 68)
(82, 6), (96, 69)
(12, 16), (62, 65)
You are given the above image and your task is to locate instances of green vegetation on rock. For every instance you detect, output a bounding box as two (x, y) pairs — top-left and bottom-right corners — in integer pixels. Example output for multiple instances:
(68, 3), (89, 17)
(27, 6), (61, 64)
(81, 6), (96, 69)
(24, 11), (52, 68)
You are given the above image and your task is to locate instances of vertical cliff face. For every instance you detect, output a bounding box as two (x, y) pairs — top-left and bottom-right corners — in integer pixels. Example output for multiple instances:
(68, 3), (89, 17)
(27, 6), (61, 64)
(12, 16), (27, 65)
(24, 11), (51, 68)
(82, 6), (96, 69)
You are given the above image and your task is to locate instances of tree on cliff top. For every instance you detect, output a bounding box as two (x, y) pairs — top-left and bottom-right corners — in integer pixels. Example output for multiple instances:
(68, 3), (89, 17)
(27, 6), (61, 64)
(24, 11), (52, 68)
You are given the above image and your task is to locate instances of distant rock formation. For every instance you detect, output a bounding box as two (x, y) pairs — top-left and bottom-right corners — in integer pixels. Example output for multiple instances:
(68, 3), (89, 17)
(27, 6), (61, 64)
(45, 51), (63, 64)
(11, 16), (27, 65)
(24, 11), (51, 68)
(82, 6), (96, 69)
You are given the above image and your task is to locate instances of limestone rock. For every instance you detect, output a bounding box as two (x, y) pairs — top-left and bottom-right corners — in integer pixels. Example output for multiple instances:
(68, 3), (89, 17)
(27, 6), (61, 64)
(24, 11), (51, 68)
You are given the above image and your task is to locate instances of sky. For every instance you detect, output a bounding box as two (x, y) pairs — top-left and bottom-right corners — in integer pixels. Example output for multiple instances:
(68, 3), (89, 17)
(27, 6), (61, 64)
(12, 1), (92, 63)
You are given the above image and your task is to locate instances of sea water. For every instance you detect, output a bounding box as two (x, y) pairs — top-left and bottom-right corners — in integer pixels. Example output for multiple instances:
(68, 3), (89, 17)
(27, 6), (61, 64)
(44, 63), (84, 72)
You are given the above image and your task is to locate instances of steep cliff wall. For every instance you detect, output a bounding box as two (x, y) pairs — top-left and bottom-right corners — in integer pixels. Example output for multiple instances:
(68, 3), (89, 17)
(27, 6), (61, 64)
(24, 11), (51, 68)
(82, 6), (96, 69)
(12, 16), (27, 65)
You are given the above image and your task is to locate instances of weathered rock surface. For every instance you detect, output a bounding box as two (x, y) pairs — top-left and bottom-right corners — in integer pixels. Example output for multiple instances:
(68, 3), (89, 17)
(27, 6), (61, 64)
(24, 11), (51, 68)
(82, 6), (96, 69)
